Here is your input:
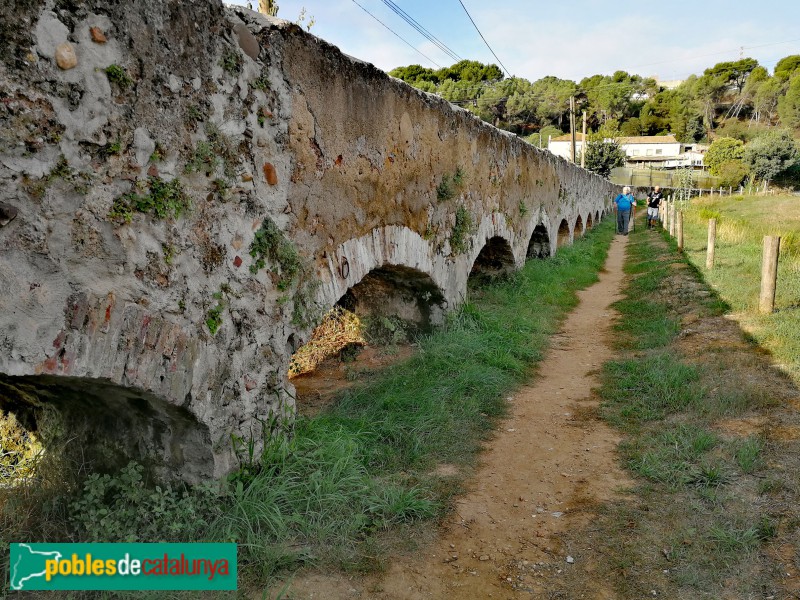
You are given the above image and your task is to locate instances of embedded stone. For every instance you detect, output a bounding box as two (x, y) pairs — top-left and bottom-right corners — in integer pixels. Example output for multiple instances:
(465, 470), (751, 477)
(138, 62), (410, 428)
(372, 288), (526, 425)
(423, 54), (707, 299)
(263, 162), (278, 185)
(89, 26), (107, 43)
(233, 255), (243, 268)
(55, 43), (77, 69)
(0, 201), (19, 227)
(233, 23), (260, 60)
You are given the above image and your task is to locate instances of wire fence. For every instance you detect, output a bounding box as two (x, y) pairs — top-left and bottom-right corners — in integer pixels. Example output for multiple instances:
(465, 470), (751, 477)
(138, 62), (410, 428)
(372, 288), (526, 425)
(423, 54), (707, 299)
(610, 167), (723, 191)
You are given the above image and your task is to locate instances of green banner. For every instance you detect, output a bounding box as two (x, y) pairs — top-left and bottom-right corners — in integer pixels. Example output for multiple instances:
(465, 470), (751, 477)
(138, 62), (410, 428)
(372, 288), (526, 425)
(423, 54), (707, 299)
(9, 543), (237, 591)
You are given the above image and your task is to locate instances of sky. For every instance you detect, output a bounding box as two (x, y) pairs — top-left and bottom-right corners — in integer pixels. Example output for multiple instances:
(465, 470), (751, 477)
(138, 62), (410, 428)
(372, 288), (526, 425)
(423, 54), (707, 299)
(225, 0), (800, 83)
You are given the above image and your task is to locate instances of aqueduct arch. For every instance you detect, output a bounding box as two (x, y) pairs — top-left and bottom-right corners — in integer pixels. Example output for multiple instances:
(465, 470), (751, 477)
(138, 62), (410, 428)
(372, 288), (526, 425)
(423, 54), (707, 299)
(575, 215), (584, 237)
(556, 219), (572, 248)
(527, 224), (551, 259)
(470, 236), (516, 280)
(336, 264), (447, 330)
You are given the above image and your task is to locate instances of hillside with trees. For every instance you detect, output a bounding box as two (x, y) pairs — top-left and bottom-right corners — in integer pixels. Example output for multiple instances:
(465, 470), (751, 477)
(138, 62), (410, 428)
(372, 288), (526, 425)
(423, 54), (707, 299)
(389, 55), (800, 185)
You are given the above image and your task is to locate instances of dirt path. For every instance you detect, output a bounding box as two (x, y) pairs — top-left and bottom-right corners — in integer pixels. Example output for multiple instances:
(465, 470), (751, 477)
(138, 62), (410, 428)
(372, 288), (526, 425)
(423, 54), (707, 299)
(287, 235), (633, 599)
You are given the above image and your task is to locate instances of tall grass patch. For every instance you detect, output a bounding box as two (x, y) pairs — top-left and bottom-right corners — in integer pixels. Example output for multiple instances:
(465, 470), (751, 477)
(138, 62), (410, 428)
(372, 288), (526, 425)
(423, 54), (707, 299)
(586, 219), (784, 598)
(682, 194), (800, 382)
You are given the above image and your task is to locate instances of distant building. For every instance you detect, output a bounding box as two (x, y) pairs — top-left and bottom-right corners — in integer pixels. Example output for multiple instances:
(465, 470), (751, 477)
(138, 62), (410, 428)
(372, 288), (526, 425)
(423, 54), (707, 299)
(653, 76), (685, 90)
(547, 134), (705, 169)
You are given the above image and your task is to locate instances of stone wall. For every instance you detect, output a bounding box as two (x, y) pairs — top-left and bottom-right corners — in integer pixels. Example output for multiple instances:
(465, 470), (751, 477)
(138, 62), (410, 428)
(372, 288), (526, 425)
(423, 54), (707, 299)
(0, 0), (618, 481)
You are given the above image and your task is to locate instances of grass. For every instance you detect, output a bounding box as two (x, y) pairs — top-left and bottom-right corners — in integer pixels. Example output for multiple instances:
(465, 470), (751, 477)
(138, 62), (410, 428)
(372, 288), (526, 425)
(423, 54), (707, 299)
(1, 221), (616, 595)
(682, 193), (800, 382)
(575, 217), (795, 598)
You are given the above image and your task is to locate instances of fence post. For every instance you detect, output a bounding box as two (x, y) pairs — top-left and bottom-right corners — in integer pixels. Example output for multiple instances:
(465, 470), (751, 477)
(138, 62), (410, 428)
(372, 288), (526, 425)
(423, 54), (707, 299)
(676, 210), (684, 251)
(706, 218), (716, 269)
(669, 203), (677, 237)
(729, 186), (732, 196)
(759, 236), (781, 314)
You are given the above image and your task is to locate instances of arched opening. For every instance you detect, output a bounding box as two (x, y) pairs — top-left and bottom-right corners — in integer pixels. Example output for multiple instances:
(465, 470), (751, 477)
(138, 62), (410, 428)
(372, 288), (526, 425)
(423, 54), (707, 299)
(0, 374), (213, 486)
(527, 223), (551, 259)
(557, 219), (571, 248)
(469, 236), (515, 281)
(575, 215), (584, 237)
(289, 265), (447, 412)
(586, 213), (594, 230)
(337, 265), (447, 329)
(595, 210), (601, 223)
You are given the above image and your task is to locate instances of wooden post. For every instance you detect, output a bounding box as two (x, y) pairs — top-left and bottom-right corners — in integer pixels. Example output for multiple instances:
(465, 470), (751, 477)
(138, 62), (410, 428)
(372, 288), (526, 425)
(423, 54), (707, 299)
(669, 203), (677, 237)
(581, 111), (587, 169)
(569, 96), (576, 164)
(706, 218), (716, 269)
(676, 210), (684, 251)
(759, 236), (781, 314)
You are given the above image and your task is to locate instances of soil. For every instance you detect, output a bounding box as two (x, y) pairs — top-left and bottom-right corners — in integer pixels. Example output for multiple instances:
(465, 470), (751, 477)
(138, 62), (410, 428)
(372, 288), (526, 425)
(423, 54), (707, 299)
(292, 344), (415, 417)
(283, 235), (634, 599)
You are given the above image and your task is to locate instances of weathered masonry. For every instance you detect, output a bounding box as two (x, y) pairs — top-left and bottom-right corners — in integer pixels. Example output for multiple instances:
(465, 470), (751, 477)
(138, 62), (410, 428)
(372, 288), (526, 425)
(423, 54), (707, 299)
(0, 0), (617, 481)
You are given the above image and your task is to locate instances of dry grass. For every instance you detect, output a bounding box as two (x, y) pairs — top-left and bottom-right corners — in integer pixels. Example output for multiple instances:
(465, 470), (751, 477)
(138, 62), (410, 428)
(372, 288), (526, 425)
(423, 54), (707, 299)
(0, 410), (43, 483)
(288, 307), (365, 377)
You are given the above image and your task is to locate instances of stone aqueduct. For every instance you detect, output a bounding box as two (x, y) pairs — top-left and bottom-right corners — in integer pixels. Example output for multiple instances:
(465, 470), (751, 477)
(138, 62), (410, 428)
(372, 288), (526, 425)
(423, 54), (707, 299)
(0, 0), (618, 481)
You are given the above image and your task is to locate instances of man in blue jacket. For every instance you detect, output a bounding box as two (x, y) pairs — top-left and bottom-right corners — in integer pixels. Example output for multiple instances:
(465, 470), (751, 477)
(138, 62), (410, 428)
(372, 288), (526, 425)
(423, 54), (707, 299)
(613, 186), (635, 235)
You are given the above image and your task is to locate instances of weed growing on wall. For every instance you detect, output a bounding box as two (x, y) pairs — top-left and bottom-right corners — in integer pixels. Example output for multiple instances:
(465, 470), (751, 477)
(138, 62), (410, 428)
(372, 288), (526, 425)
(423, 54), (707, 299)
(219, 48), (243, 77)
(206, 291), (225, 335)
(436, 166), (465, 202)
(450, 205), (474, 254)
(104, 64), (133, 89)
(249, 218), (302, 289)
(108, 176), (190, 223)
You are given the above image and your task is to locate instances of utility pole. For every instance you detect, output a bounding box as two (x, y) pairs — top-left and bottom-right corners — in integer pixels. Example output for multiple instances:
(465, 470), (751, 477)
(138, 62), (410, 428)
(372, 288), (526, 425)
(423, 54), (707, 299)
(581, 110), (587, 169)
(258, 0), (279, 16)
(569, 96), (576, 164)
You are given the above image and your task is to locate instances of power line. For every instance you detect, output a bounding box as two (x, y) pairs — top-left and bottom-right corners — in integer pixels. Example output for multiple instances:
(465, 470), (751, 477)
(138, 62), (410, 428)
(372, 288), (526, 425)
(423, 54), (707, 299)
(622, 37), (800, 74)
(380, 0), (462, 63)
(455, 0), (512, 78)
(350, 0), (442, 69)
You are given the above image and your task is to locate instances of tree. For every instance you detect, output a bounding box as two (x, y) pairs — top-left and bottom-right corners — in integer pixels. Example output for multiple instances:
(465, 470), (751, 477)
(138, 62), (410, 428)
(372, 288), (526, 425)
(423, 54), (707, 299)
(582, 139), (626, 178)
(526, 125), (563, 148)
(774, 55), (800, 82)
(530, 76), (577, 128)
(705, 137), (745, 175)
(389, 64), (439, 85)
(778, 76), (800, 130)
(715, 160), (750, 188)
(743, 130), (799, 182)
(704, 58), (759, 92)
(436, 60), (502, 83)
(752, 77), (783, 124)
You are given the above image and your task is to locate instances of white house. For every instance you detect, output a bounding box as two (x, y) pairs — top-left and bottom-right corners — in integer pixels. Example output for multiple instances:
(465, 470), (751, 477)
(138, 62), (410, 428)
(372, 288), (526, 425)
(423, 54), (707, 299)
(547, 134), (698, 169)
(546, 133), (587, 161)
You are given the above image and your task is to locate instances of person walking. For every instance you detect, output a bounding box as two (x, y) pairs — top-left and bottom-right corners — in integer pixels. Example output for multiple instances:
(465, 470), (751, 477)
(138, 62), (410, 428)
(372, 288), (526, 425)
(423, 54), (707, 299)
(613, 186), (635, 235)
(646, 186), (663, 229)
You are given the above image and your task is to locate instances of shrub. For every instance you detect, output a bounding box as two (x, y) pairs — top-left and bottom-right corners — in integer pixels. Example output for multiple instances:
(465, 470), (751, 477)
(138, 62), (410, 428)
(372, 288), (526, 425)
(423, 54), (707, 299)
(743, 130), (799, 182)
(715, 159), (750, 188)
(70, 463), (218, 543)
(705, 137), (745, 175)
